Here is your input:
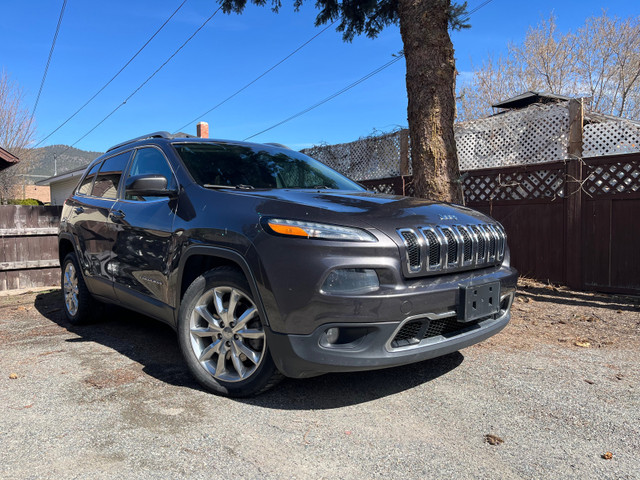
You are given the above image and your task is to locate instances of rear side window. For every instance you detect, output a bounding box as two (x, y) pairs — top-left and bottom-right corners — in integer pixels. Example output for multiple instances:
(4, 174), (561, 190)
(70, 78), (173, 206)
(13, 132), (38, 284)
(91, 152), (131, 199)
(77, 162), (101, 195)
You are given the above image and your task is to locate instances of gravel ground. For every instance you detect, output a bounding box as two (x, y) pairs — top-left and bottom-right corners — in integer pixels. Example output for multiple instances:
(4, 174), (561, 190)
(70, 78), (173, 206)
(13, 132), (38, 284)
(0, 283), (639, 480)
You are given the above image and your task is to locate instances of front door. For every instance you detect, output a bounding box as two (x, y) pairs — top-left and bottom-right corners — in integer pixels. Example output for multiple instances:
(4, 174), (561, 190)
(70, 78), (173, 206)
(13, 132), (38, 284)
(110, 146), (178, 322)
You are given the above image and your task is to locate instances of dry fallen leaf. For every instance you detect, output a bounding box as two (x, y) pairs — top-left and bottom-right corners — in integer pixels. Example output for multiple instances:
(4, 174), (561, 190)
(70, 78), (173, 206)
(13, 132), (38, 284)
(602, 452), (613, 460)
(484, 434), (504, 446)
(575, 341), (591, 348)
(9, 373), (18, 379)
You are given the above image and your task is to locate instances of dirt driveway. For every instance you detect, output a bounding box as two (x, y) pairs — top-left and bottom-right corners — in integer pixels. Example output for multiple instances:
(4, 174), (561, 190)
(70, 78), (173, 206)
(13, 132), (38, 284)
(1, 280), (639, 479)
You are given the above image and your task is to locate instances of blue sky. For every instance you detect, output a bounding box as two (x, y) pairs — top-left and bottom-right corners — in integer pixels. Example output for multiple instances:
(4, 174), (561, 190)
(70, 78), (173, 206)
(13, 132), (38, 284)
(1, 0), (639, 153)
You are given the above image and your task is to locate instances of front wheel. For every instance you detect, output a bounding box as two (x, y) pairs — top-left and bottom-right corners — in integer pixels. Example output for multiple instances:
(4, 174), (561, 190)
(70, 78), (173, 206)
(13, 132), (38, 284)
(177, 267), (282, 397)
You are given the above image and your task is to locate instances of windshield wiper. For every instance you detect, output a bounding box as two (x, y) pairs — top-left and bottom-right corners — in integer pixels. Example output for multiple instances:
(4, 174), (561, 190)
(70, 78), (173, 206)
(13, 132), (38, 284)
(203, 184), (255, 190)
(312, 185), (331, 189)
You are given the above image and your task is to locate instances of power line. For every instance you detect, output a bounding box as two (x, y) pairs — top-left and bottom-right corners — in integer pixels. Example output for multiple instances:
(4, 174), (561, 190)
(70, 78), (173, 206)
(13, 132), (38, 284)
(66, 6), (223, 150)
(243, 53), (405, 141)
(243, 0), (494, 142)
(30, 0), (67, 125)
(465, 0), (493, 18)
(34, 0), (189, 148)
(173, 21), (337, 134)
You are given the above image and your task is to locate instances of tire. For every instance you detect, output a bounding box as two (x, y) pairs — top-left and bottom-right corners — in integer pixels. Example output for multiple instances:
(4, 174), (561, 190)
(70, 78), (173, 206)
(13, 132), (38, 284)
(178, 266), (283, 397)
(61, 252), (98, 325)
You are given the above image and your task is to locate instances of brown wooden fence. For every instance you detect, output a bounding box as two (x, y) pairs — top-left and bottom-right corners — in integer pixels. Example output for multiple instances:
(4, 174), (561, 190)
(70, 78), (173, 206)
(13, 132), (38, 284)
(0, 205), (62, 291)
(361, 152), (640, 295)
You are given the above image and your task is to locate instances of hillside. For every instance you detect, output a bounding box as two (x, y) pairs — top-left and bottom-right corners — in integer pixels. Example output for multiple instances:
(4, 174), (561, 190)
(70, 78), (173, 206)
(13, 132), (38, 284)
(22, 145), (103, 183)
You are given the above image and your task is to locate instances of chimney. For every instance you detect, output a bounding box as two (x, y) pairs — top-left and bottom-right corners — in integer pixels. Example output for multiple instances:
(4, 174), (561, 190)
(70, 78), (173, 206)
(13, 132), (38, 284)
(197, 121), (209, 138)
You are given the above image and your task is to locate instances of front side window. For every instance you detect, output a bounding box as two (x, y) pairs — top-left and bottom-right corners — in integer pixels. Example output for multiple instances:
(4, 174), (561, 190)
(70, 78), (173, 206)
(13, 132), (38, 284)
(172, 143), (363, 191)
(125, 147), (175, 201)
(91, 152), (130, 199)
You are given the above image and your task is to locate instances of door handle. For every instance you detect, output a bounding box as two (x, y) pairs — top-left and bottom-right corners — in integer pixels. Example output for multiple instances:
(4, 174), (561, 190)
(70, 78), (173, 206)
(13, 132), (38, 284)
(110, 210), (125, 221)
(74, 206), (84, 214)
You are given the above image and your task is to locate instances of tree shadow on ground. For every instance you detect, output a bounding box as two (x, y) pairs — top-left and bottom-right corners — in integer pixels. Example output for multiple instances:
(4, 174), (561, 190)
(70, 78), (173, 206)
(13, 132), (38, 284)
(518, 284), (640, 312)
(35, 289), (464, 409)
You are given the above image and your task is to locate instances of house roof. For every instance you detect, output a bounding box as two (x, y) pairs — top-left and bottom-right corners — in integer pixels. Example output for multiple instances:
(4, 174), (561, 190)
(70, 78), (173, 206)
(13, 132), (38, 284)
(0, 146), (20, 170)
(492, 91), (574, 110)
(36, 164), (89, 186)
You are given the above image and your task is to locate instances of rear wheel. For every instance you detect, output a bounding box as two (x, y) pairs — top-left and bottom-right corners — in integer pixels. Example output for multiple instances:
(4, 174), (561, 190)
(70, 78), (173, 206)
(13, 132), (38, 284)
(61, 252), (97, 325)
(178, 267), (282, 397)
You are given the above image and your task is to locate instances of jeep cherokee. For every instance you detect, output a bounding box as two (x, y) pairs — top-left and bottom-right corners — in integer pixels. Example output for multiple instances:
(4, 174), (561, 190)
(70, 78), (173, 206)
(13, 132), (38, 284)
(59, 131), (518, 397)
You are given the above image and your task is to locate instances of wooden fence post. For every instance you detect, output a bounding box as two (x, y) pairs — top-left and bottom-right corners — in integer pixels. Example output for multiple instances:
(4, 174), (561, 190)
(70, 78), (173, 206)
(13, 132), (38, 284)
(565, 99), (584, 289)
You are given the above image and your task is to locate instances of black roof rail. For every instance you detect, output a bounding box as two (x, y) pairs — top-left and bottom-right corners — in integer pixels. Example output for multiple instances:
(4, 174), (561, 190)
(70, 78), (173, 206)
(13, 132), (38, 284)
(107, 131), (196, 152)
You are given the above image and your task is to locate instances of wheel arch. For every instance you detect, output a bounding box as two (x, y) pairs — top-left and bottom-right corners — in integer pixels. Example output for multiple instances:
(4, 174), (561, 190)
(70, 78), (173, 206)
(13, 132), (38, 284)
(176, 246), (270, 326)
(58, 233), (77, 265)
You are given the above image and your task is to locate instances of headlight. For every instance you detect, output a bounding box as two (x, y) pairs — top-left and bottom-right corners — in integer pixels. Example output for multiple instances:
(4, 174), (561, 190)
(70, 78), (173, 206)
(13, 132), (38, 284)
(263, 218), (377, 242)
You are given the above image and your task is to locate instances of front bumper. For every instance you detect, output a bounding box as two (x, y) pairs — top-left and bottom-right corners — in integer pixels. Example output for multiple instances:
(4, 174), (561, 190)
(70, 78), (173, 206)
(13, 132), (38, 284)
(267, 289), (515, 378)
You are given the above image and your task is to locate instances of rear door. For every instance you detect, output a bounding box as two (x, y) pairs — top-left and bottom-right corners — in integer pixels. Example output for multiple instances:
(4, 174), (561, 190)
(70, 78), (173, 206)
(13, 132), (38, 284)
(67, 151), (132, 298)
(110, 146), (179, 322)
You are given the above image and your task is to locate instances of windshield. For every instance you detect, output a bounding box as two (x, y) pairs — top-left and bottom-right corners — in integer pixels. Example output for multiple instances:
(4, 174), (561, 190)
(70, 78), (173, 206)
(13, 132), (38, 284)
(173, 143), (364, 191)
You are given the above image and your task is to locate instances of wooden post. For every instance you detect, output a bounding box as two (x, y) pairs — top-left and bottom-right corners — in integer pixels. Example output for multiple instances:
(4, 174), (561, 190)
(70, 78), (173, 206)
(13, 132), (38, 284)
(399, 129), (410, 176)
(565, 99), (584, 289)
(568, 99), (583, 158)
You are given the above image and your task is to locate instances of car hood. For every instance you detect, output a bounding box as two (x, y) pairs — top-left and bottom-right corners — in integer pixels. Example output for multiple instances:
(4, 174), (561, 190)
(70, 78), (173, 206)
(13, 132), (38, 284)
(232, 189), (496, 230)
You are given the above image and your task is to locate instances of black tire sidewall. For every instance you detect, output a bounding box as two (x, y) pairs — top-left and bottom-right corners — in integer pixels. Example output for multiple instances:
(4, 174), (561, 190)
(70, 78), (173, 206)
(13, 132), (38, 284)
(177, 268), (279, 397)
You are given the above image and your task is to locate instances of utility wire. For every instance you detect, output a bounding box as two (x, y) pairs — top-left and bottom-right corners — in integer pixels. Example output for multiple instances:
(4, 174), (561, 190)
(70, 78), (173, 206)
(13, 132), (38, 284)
(243, 53), (405, 141)
(66, 6), (223, 150)
(34, 0), (189, 148)
(244, 0), (494, 141)
(465, 0), (492, 19)
(30, 0), (67, 125)
(173, 20), (337, 134)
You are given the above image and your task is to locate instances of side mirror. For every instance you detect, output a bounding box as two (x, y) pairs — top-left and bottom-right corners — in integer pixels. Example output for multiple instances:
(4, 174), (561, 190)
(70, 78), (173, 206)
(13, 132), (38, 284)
(125, 174), (177, 197)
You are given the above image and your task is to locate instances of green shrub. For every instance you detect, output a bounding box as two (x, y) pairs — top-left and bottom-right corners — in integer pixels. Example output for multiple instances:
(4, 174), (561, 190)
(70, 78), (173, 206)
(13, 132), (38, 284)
(6, 198), (43, 206)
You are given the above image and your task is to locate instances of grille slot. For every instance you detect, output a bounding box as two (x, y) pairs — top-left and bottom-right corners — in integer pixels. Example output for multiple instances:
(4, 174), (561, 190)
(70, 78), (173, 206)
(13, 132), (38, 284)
(424, 229), (440, 266)
(460, 227), (472, 261)
(471, 225), (486, 260)
(397, 222), (506, 276)
(400, 230), (421, 271)
(443, 229), (458, 264)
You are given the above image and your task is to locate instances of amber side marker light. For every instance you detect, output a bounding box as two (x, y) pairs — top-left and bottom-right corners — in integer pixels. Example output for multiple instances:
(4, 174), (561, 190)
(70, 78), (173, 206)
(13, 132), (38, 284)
(264, 218), (377, 242)
(267, 222), (309, 238)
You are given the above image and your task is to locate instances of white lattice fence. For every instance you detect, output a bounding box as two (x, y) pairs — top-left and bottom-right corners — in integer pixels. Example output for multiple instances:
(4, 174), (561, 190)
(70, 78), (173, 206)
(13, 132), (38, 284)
(583, 121), (640, 157)
(455, 103), (570, 169)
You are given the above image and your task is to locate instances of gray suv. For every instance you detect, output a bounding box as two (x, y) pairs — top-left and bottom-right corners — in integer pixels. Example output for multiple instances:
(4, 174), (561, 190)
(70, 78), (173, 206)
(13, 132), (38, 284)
(59, 132), (518, 397)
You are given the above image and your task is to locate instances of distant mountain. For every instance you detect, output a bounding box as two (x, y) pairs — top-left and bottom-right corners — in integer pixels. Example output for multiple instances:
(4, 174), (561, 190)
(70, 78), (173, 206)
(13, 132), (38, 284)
(22, 145), (103, 183)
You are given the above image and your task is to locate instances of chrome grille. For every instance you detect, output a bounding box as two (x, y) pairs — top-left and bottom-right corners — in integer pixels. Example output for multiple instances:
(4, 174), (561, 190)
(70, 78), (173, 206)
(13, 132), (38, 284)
(397, 223), (506, 276)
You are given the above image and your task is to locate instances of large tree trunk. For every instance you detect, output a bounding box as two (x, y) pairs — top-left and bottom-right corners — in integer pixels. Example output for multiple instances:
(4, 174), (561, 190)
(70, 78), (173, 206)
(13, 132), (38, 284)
(397, 0), (462, 203)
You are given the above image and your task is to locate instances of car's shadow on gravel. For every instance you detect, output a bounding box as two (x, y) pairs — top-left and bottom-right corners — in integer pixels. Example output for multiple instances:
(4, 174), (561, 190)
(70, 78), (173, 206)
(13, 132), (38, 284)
(35, 290), (464, 408)
(518, 284), (640, 312)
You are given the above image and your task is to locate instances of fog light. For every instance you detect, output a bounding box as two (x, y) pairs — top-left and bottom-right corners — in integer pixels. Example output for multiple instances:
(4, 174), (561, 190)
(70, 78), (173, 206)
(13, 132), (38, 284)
(321, 268), (379, 295)
(325, 328), (339, 344)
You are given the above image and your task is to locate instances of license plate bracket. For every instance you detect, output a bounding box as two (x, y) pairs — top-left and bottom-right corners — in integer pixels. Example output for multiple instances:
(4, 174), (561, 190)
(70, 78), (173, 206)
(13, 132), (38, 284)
(459, 281), (500, 322)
